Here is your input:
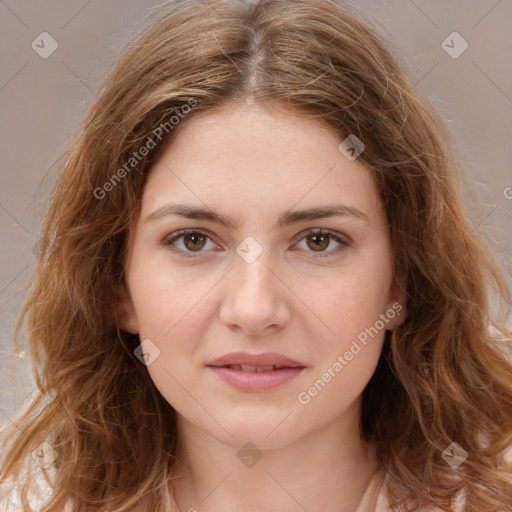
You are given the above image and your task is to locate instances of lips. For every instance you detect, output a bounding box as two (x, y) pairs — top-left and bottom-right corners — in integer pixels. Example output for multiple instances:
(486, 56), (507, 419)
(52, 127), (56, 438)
(223, 364), (285, 372)
(206, 352), (306, 391)
(206, 352), (304, 369)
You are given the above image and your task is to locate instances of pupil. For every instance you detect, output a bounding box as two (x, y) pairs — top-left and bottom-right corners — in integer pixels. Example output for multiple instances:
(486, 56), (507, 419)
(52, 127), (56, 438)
(309, 234), (329, 251)
(185, 233), (205, 251)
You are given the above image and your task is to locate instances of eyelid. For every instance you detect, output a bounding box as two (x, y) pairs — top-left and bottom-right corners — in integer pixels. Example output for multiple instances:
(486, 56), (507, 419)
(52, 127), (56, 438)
(294, 227), (352, 245)
(161, 227), (352, 259)
(161, 228), (219, 258)
(292, 227), (352, 258)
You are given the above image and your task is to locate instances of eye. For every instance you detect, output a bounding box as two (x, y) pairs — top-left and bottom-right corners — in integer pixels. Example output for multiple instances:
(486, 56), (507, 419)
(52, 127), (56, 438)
(293, 228), (351, 258)
(162, 229), (218, 258)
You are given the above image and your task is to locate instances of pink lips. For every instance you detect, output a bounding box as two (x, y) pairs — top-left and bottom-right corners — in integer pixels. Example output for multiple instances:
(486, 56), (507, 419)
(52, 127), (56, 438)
(206, 352), (305, 392)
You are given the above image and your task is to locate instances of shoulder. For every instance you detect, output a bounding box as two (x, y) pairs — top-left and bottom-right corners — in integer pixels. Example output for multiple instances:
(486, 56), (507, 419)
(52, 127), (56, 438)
(0, 471), (72, 512)
(373, 472), (465, 512)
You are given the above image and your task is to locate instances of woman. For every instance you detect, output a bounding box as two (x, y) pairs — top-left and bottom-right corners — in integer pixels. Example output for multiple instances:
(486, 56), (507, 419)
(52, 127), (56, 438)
(1, 0), (511, 510)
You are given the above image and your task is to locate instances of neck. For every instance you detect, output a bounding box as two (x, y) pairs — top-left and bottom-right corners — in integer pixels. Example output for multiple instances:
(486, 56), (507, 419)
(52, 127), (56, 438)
(169, 400), (380, 512)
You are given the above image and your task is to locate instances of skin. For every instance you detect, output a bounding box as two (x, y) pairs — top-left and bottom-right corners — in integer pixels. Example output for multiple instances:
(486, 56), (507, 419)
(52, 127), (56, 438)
(117, 102), (406, 512)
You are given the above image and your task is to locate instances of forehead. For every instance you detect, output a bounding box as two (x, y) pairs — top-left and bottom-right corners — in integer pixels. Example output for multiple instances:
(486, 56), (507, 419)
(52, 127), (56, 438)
(140, 103), (383, 227)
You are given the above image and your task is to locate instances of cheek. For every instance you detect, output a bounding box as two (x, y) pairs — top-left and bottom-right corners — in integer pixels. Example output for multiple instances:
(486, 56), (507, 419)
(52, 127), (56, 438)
(295, 269), (390, 413)
(126, 258), (215, 389)
(295, 340), (383, 425)
(127, 251), (217, 338)
(304, 264), (393, 353)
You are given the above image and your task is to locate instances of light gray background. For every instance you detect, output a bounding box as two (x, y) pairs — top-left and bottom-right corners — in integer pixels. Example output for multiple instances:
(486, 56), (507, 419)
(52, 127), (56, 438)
(1, 0), (511, 426)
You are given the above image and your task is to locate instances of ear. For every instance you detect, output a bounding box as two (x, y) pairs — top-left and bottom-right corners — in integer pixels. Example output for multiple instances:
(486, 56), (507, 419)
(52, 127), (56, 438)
(115, 281), (139, 334)
(385, 272), (408, 330)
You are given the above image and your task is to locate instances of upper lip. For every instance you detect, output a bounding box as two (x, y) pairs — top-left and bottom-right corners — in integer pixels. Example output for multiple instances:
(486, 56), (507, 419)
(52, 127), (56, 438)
(206, 352), (305, 368)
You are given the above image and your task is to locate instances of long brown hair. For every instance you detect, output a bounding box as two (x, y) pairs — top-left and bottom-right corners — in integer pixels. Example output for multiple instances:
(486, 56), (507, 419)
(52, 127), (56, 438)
(1, 0), (511, 510)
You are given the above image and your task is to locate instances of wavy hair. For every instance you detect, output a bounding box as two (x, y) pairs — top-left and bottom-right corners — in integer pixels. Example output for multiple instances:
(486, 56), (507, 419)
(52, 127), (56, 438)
(1, 0), (511, 510)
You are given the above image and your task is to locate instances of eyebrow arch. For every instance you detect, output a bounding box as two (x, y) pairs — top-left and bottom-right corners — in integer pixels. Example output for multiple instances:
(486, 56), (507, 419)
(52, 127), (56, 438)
(145, 202), (369, 228)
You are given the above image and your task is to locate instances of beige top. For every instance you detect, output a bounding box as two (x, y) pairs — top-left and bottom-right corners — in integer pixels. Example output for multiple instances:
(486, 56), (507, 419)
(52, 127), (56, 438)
(354, 468), (388, 512)
(355, 468), (458, 512)
(0, 466), (462, 511)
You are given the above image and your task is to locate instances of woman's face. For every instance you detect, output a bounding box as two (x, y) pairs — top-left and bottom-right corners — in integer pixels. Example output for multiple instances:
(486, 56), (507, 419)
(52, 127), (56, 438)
(118, 103), (406, 449)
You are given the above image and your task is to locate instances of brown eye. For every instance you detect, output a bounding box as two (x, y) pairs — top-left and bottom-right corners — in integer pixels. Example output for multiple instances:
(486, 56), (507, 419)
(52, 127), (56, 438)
(306, 233), (330, 252)
(294, 228), (351, 258)
(162, 229), (216, 258)
(183, 232), (207, 251)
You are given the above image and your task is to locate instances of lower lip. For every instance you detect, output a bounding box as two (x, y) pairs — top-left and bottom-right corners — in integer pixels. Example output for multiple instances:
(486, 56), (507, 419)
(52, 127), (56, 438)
(207, 366), (304, 391)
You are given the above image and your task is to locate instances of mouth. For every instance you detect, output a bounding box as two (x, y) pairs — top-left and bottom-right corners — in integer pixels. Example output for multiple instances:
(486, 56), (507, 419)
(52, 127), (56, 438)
(206, 351), (304, 369)
(217, 364), (298, 372)
(206, 353), (306, 391)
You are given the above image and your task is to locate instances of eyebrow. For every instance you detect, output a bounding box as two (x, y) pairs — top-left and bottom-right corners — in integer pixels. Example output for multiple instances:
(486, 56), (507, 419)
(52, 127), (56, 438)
(145, 202), (369, 228)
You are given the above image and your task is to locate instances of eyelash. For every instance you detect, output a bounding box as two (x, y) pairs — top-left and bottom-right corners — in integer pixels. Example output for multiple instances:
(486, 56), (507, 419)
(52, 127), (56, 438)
(161, 228), (352, 259)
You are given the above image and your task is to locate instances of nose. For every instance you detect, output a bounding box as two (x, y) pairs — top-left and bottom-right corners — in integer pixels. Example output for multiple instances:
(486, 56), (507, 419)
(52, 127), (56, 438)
(219, 252), (291, 336)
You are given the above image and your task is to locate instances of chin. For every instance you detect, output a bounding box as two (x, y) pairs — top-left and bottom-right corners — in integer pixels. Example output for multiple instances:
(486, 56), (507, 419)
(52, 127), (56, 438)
(206, 409), (302, 450)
